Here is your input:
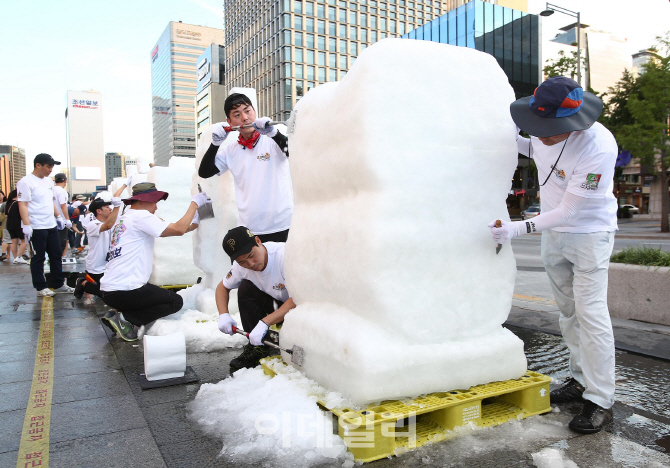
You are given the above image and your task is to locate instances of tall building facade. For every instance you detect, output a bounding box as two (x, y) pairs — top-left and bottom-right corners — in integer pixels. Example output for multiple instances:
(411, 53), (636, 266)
(151, 22), (225, 166)
(65, 90), (105, 194)
(196, 44), (227, 142)
(105, 152), (126, 185)
(0, 145), (26, 195)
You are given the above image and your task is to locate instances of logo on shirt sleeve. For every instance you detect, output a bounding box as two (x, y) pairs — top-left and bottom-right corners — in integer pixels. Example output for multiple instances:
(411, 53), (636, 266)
(580, 173), (601, 190)
(272, 283), (286, 291)
(226, 270), (233, 279)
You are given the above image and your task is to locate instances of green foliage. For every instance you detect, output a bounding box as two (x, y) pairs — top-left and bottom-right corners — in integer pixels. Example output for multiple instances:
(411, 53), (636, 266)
(610, 246), (670, 267)
(599, 69), (639, 135)
(543, 48), (587, 81)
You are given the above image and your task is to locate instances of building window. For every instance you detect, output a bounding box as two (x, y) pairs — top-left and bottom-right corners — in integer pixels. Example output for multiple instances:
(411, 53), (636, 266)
(317, 3), (325, 18)
(296, 64), (304, 78)
(339, 55), (347, 68)
(329, 37), (336, 51)
(285, 14), (292, 28)
(307, 49), (315, 64)
(350, 11), (357, 25)
(318, 51), (326, 65)
(306, 33), (315, 48)
(329, 53), (336, 67)
(294, 1), (302, 14)
(339, 9), (346, 22)
(318, 35), (326, 50)
(329, 68), (337, 81)
(295, 16), (302, 29)
(318, 67), (326, 81)
(371, 16), (377, 28)
(306, 17), (314, 32)
(339, 39), (347, 52)
(307, 65), (315, 80)
(361, 29), (368, 42)
(350, 42), (357, 55)
(339, 24), (346, 37)
(295, 32), (303, 46)
(284, 63), (292, 77)
(318, 19), (325, 34)
(305, 1), (314, 15)
(329, 22), (336, 35)
(284, 47), (292, 60)
(328, 6), (336, 20)
(350, 26), (357, 39)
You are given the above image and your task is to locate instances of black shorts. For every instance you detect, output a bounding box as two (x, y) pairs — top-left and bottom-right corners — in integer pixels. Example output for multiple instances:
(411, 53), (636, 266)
(8, 228), (24, 240)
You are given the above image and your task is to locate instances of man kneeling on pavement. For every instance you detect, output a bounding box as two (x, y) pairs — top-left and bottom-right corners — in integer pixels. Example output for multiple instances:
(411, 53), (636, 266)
(216, 226), (295, 369)
(98, 182), (206, 341)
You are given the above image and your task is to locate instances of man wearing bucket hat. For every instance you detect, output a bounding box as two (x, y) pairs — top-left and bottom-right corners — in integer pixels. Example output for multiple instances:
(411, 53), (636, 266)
(215, 226), (296, 369)
(489, 76), (618, 434)
(98, 182), (208, 341)
(17, 153), (74, 296)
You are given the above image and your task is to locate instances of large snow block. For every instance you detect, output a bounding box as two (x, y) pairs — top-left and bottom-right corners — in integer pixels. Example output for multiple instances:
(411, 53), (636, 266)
(281, 38), (525, 405)
(148, 157), (204, 286)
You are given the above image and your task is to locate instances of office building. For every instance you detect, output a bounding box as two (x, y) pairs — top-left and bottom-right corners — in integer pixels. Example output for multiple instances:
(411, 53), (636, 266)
(0, 145), (26, 195)
(65, 90), (105, 194)
(151, 22), (225, 166)
(196, 44), (227, 143)
(105, 152), (126, 185)
(632, 48), (662, 77)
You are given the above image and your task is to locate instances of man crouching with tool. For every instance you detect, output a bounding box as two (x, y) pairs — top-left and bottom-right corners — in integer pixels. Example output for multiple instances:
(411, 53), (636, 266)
(98, 182), (208, 341)
(216, 226), (295, 369)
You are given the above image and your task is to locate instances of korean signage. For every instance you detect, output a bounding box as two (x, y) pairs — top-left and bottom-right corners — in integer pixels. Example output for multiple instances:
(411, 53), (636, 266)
(196, 46), (214, 94)
(71, 99), (99, 109)
(176, 29), (201, 40)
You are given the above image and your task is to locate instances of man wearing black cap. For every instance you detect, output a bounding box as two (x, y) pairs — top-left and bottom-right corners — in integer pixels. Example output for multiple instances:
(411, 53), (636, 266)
(197, 93), (294, 344)
(489, 76), (617, 434)
(53, 172), (73, 257)
(97, 182), (208, 341)
(16, 154), (74, 297)
(215, 226), (296, 369)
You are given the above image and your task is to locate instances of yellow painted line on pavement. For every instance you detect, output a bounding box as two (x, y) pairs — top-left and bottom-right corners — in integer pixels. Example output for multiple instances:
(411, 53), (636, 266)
(16, 297), (54, 468)
(513, 293), (556, 304)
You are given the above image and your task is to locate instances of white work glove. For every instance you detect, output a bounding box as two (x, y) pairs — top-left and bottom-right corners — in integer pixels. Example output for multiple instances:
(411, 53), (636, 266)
(22, 225), (33, 243)
(56, 216), (65, 230)
(211, 122), (232, 146)
(488, 220), (522, 245)
(65, 219), (73, 229)
(253, 117), (277, 137)
(111, 197), (123, 208)
(191, 210), (200, 225)
(124, 175), (133, 188)
(249, 320), (269, 346)
(218, 314), (237, 335)
(191, 192), (210, 207)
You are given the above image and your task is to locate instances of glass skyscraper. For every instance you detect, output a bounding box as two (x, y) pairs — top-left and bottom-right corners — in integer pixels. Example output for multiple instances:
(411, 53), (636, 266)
(402, 0), (540, 98)
(150, 22), (224, 166)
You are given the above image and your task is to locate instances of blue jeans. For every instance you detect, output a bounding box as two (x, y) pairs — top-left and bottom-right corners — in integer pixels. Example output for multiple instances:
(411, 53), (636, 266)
(30, 228), (64, 291)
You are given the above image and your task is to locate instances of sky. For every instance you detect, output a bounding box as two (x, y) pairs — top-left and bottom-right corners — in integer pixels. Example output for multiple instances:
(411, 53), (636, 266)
(1, 0), (668, 175)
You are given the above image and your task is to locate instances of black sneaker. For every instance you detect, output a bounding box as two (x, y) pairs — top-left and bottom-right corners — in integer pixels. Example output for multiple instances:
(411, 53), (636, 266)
(0, 253), (6, 261)
(100, 311), (117, 336)
(569, 400), (613, 434)
(73, 277), (86, 299)
(230, 344), (271, 369)
(102, 312), (138, 342)
(551, 377), (585, 403)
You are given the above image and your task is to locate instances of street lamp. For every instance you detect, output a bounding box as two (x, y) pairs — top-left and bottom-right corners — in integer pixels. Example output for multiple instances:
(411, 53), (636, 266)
(539, 2), (581, 86)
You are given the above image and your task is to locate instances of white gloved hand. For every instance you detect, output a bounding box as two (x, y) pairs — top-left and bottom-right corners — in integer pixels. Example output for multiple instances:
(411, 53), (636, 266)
(487, 220), (522, 245)
(253, 117), (277, 137)
(65, 219), (73, 229)
(111, 197), (123, 208)
(22, 225), (33, 243)
(191, 192), (210, 207)
(211, 122), (232, 146)
(218, 314), (237, 335)
(249, 320), (269, 346)
(125, 175), (133, 188)
(191, 210), (200, 225)
(56, 216), (65, 230)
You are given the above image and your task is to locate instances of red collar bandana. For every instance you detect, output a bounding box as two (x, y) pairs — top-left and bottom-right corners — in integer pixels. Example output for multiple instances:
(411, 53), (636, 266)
(238, 131), (260, 150)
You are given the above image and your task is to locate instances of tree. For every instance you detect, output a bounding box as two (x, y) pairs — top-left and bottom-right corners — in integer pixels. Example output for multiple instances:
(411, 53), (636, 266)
(543, 47), (588, 82)
(618, 34), (670, 232)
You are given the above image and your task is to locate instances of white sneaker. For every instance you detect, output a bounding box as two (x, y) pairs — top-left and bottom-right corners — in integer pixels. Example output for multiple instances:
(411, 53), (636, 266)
(37, 288), (55, 297)
(13, 257), (28, 264)
(52, 284), (75, 294)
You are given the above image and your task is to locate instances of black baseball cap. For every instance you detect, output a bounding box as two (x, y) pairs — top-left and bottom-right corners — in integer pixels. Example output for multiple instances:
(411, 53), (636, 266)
(224, 93), (253, 117)
(89, 198), (112, 215)
(34, 153), (61, 165)
(54, 173), (67, 182)
(222, 226), (258, 261)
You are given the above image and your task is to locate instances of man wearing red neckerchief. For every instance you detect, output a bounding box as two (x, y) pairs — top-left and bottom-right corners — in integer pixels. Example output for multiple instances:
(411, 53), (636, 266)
(198, 92), (293, 369)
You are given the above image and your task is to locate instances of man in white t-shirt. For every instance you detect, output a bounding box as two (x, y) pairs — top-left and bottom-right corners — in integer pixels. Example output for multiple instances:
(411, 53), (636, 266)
(53, 173), (73, 257)
(98, 182), (207, 341)
(73, 180), (131, 301)
(17, 153), (74, 297)
(215, 226), (296, 369)
(198, 93), (294, 347)
(490, 76), (617, 434)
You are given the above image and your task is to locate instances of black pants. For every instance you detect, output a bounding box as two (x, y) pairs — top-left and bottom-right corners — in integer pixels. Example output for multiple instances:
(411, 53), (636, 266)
(101, 283), (183, 326)
(31, 228), (64, 291)
(238, 229), (288, 332)
(83, 272), (103, 297)
(58, 228), (68, 252)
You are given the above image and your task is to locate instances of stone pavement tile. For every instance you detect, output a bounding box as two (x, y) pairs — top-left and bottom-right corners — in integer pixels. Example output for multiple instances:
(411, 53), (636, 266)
(0, 380), (32, 412)
(50, 427), (167, 468)
(50, 394), (147, 443)
(142, 400), (202, 446)
(0, 321), (36, 334)
(0, 359), (34, 384)
(53, 350), (122, 378)
(185, 349), (240, 384)
(0, 329), (38, 346)
(0, 312), (41, 324)
(0, 342), (36, 364)
(15, 303), (46, 313)
(54, 321), (107, 341)
(53, 309), (96, 321)
(0, 450), (18, 468)
(0, 409), (24, 452)
(53, 335), (113, 358)
(158, 435), (236, 468)
(560, 429), (670, 466)
(127, 376), (202, 409)
(52, 369), (133, 405)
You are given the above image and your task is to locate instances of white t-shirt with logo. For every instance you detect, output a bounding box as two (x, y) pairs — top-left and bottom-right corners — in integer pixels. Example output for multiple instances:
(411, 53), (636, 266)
(16, 174), (57, 229)
(85, 217), (111, 274)
(214, 135), (293, 235)
(517, 122), (618, 233)
(221, 242), (289, 302)
(100, 209), (170, 292)
(53, 185), (68, 219)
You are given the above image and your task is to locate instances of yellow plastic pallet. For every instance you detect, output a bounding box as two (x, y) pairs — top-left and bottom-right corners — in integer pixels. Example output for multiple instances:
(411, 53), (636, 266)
(159, 284), (192, 291)
(261, 357), (551, 463)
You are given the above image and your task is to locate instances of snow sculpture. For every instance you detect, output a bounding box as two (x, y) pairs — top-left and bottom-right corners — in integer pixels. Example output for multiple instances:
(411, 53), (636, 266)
(280, 38), (526, 405)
